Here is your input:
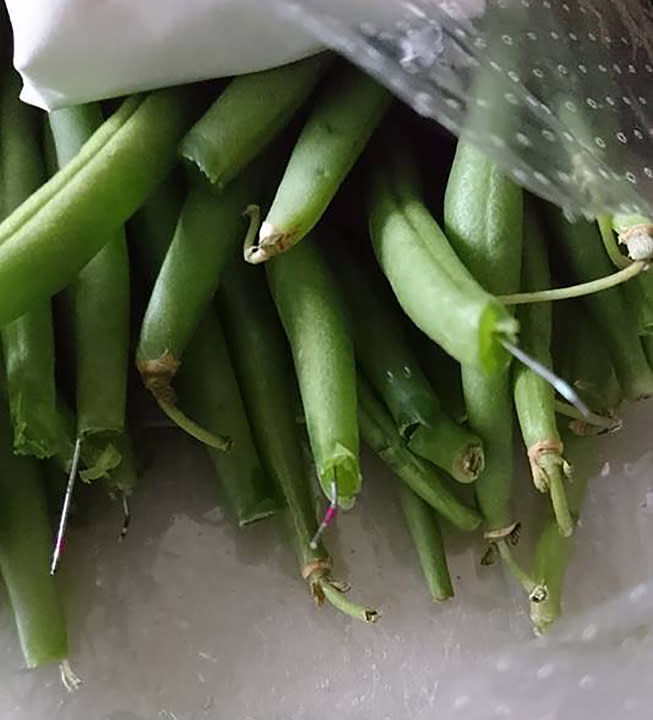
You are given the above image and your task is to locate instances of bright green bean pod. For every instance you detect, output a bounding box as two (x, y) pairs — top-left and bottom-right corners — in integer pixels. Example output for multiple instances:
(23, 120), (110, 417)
(176, 311), (282, 525)
(368, 146), (518, 374)
(645, 335), (653, 371)
(254, 65), (391, 262)
(267, 236), (360, 508)
(217, 258), (377, 620)
(0, 86), (199, 327)
(442, 141), (522, 540)
(0, 402), (68, 667)
(0, 69), (59, 458)
(544, 207), (653, 400)
(513, 212), (573, 537)
(137, 160), (266, 449)
(530, 431), (594, 634)
(331, 248), (483, 483)
(181, 54), (331, 188)
(357, 376), (481, 532)
(399, 483), (454, 601)
(49, 103), (130, 438)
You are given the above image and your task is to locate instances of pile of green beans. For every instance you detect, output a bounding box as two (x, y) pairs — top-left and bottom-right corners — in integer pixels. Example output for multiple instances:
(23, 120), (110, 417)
(0, 45), (651, 683)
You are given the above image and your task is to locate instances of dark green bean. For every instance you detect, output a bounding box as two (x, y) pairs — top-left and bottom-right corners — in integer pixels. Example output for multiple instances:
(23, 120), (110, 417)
(129, 172), (185, 285)
(399, 483), (454, 601)
(330, 247), (483, 483)
(0, 86), (199, 327)
(411, 333), (467, 424)
(217, 258), (377, 621)
(552, 301), (623, 429)
(357, 376), (481, 532)
(544, 206), (653, 400)
(49, 103), (130, 438)
(0, 69), (59, 458)
(514, 211), (573, 537)
(0, 401), (68, 668)
(176, 310), (282, 525)
(267, 236), (361, 508)
(443, 141), (523, 539)
(253, 65), (391, 262)
(368, 142), (518, 374)
(181, 54), (331, 188)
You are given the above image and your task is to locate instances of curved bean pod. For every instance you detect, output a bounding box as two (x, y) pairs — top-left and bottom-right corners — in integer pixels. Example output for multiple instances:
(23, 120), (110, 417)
(254, 65), (391, 262)
(368, 144), (518, 374)
(330, 245), (483, 483)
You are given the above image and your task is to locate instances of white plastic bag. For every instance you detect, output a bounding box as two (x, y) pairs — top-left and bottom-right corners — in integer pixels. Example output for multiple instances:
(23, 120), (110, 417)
(4, 0), (324, 110)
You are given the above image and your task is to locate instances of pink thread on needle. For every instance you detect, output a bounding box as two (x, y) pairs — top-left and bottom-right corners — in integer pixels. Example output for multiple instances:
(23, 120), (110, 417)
(310, 480), (338, 549)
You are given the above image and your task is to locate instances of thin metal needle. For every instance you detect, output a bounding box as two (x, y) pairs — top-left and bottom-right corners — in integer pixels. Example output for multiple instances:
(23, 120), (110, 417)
(50, 436), (82, 575)
(501, 338), (590, 417)
(310, 480), (338, 549)
(119, 493), (131, 542)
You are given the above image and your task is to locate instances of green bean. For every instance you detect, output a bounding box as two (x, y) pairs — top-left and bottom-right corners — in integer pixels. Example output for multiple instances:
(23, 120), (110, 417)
(181, 54), (331, 188)
(137, 159), (267, 448)
(442, 141), (523, 538)
(399, 483), (454, 601)
(0, 401), (68, 668)
(217, 258), (376, 621)
(176, 310), (282, 525)
(530, 432), (594, 634)
(0, 69), (59, 458)
(552, 301), (623, 428)
(267, 236), (360, 508)
(544, 207), (653, 400)
(331, 247), (483, 482)
(0, 86), (199, 327)
(49, 103), (130, 439)
(357, 376), (481, 532)
(368, 143), (518, 374)
(253, 65), (391, 262)
(513, 211), (573, 537)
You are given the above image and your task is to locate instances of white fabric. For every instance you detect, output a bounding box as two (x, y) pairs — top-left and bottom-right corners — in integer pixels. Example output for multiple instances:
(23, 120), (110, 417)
(5, 0), (323, 110)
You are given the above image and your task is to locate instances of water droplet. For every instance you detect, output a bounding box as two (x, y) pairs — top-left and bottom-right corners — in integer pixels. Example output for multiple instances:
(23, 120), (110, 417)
(536, 663), (554, 679)
(402, 366), (412, 378)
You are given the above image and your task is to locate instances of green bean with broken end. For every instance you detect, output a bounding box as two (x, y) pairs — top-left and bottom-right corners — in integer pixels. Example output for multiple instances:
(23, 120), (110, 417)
(181, 54), (331, 188)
